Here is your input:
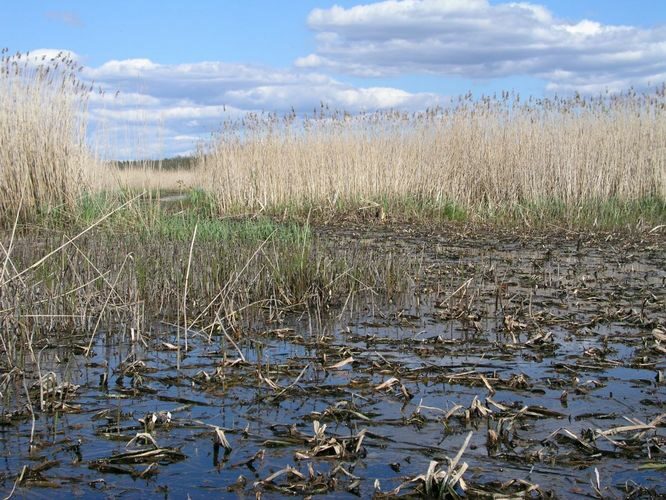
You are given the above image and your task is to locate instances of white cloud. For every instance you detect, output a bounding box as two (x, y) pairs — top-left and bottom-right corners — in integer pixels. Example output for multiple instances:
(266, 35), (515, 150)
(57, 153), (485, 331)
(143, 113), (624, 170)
(225, 82), (435, 110)
(294, 54), (326, 68)
(303, 0), (666, 89)
(90, 58), (160, 77)
(28, 1), (663, 159)
(10, 48), (79, 64)
(88, 91), (162, 107)
(91, 104), (231, 123)
(72, 56), (440, 158)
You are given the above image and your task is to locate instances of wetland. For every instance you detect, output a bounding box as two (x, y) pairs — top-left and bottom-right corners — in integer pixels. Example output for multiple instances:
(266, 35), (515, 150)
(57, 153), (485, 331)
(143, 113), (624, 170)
(1, 221), (664, 498)
(2, 51), (665, 498)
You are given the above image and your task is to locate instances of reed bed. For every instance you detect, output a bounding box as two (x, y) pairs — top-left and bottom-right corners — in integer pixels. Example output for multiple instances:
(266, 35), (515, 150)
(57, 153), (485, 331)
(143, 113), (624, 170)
(0, 50), (97, 222)
(197, 88), (666, 223)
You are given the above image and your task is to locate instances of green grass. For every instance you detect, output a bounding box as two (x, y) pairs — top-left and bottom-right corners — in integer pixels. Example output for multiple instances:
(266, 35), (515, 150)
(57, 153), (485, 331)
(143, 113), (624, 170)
(145, 214), (310, 244)
(379, 195), (468, 222)
(227, 193), (663, 229)
(485, 196), (666, 229)
(31, 189), (311, 248)
(27, 187), (665, 237)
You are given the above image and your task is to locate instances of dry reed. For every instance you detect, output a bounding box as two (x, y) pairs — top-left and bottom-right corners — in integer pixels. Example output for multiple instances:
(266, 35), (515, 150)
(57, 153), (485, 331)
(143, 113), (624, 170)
(0, 49), (95, 222)
(197, 88), (666, 220)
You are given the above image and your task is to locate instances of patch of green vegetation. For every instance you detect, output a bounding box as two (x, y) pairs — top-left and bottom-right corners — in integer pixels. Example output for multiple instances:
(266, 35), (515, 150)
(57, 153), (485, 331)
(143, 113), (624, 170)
(488, 196), (666, 229)
(381, 195), (467, 222)
(183, 188), (218, 218)
(587, 196), (666, 228)
(30, 189), (310, 249)
(235, 192), (665, 229)
(29, 186), (664, 235)
(249, 194), (468, 224)
(145, 213), (310, 245)
(35, 191), (117, 228)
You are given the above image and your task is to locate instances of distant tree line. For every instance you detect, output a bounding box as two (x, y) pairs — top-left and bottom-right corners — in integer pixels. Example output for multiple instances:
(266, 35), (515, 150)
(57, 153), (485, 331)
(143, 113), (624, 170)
(115, 156), (196, 171)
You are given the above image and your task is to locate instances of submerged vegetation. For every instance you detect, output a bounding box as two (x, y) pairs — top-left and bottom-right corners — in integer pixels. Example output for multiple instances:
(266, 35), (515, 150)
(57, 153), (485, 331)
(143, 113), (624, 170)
(2, 224), (664, 497)
(0, 51), (664, 497)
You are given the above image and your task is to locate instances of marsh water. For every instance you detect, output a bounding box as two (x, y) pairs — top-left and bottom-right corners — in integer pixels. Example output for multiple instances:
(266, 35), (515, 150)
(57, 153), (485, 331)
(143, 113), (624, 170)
(1, 225), (664, 498)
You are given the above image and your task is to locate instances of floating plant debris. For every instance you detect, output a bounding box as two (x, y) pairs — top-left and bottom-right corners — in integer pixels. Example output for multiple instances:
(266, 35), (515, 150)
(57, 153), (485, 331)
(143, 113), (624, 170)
(0, 224), (664, 497)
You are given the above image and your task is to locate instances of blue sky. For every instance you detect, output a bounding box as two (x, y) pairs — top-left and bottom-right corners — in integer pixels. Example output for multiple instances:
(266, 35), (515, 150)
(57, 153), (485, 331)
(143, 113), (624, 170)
(3, 0), (665, 158)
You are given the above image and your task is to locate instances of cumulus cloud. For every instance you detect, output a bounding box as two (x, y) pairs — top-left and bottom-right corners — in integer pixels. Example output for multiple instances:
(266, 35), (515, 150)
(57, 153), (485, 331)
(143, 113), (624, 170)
(83, 58), (439, 111)
(11, 48), (79, 64)
(72, 55), (439, 158)
(301, 0), (666, 91)
(35, 1), (663, 159)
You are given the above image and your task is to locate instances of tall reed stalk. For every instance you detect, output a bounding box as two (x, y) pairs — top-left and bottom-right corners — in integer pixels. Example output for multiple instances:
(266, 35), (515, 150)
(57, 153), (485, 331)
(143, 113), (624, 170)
(0, 49), (93, 222)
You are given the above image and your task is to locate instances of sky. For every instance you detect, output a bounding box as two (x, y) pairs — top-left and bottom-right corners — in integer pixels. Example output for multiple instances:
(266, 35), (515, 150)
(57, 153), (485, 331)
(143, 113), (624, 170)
(3, 0), (666, 158)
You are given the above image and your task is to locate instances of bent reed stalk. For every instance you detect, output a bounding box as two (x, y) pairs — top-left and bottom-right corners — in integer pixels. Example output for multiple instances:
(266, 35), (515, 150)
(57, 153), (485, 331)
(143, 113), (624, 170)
(197, 87), (666, 221)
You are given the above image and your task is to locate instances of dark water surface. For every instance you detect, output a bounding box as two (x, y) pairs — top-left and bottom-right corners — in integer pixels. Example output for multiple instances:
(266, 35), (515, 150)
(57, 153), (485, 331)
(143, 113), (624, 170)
(1, 226), (664, 498)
